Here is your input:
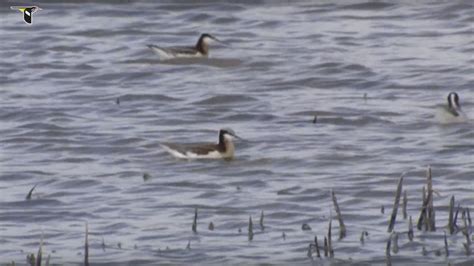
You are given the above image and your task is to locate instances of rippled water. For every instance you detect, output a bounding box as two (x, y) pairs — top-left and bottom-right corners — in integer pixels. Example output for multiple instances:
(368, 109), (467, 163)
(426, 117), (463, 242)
(1, 0), (473, 265)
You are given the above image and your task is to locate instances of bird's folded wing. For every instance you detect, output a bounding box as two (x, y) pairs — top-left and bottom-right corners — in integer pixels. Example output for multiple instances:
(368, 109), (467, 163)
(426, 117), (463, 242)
(161, 142), (218, 155)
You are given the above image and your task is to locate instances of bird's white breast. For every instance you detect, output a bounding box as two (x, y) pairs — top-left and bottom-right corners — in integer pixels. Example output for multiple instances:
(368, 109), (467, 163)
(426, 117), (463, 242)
(435, 106), (467, 124)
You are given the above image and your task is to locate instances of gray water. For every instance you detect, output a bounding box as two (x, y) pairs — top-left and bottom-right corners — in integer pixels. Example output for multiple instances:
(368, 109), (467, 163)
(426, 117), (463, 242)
(1, 0), (473, 265)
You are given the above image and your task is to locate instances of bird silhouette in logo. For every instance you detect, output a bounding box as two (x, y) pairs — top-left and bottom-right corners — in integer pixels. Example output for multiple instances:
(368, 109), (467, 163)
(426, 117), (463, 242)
(11, 6), (42, 24)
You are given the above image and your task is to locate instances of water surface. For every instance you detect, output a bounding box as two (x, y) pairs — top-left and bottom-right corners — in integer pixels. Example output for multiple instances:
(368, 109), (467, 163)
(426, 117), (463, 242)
(0, 0), (473, 265)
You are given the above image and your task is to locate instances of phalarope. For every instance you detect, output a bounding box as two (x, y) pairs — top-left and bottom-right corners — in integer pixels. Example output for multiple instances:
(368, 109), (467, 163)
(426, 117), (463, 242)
(160, 128), (241, 160)
(147, 33), (222, 60)
(436, 92), (467, 123)
(446, 92), (462, 116)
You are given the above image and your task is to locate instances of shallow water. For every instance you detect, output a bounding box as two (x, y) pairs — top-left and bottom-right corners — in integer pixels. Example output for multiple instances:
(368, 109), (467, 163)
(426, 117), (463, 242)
(0, 0), (473, 265)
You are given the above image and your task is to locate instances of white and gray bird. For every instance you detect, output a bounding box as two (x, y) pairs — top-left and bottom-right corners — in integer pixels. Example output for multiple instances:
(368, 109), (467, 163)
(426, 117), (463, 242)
(147, 33), (222, 60)
(160, 128), (241, 160)
(436, 92), (467, 123)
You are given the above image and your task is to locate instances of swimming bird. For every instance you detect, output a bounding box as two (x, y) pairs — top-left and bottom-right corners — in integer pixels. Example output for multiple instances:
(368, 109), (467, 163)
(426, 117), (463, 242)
(147, 33), (221, 60)
(436, 92), (467, 123)
(445, 92), (462, 116)
(160, 128), (241, 160)
(10, 6), (42, 24)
